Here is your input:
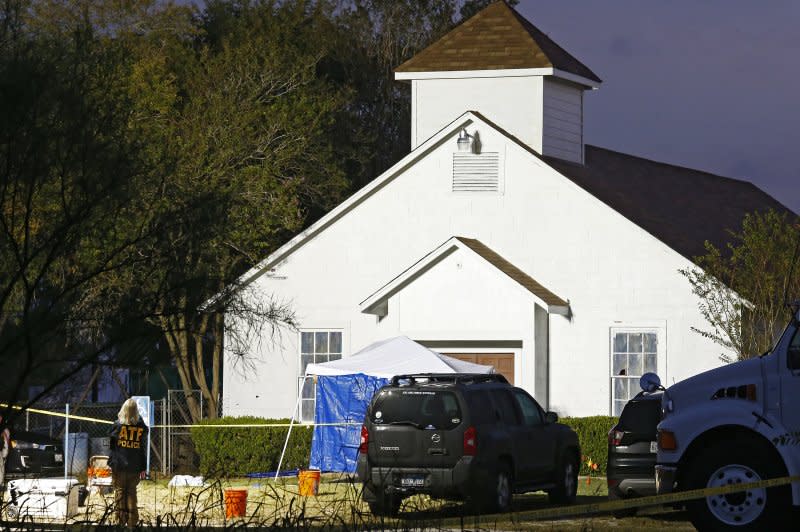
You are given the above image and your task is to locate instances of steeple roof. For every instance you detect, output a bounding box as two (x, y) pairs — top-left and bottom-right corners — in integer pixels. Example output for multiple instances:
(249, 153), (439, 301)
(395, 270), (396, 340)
(395, 1), (601, 84)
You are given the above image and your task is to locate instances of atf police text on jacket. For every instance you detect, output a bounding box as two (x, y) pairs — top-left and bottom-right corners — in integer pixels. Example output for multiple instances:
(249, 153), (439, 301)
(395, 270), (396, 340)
(109, 419), (148, 472)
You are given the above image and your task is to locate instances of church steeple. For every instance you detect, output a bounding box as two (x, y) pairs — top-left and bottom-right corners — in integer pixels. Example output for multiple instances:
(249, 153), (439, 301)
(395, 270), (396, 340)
(395, 1), (600, 164)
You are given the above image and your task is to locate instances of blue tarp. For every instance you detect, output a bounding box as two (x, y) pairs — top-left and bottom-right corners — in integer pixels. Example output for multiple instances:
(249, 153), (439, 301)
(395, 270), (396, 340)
(309, 374), (388, 473)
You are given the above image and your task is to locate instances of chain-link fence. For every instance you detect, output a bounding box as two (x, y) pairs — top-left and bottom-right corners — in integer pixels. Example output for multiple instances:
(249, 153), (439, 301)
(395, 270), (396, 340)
(4, 390), (216, 481)
(164, 389), (203, 475)
(59, 402), (122, 479)
(9, 403), (64, 439)
(63, 394), (201, 477)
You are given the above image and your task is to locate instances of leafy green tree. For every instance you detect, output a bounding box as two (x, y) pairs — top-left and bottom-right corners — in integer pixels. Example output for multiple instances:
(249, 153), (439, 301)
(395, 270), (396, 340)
(0, 0), (165, 410)
(1, 0), (525, 422)
(681, 210), (800, 362)
(77, 0), (352, 420)
(128, 0), (524, 419)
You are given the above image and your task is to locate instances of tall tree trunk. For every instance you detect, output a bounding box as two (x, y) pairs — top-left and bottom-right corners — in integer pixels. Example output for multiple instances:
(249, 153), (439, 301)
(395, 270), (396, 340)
(159, 300), (202, 422)
(191, 312), (216, 419)
(210, 312), (223, 419)
(158, 289), (224, 421)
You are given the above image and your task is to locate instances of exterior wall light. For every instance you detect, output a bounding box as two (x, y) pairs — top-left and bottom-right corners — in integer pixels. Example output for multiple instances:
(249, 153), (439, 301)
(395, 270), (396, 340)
(456, 128), (474, 152)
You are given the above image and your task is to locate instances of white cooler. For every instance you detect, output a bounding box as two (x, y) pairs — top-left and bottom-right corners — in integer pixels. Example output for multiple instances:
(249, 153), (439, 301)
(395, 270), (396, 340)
(4, 477), (84, 520)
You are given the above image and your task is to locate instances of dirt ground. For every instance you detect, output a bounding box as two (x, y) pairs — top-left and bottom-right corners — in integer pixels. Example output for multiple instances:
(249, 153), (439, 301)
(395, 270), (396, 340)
(64, 474), (694, 529)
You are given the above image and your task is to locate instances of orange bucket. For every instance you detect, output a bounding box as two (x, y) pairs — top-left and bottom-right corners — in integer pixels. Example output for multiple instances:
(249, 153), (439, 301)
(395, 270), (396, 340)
(224, 489), (247, 518)
(298, 469), (321, 496)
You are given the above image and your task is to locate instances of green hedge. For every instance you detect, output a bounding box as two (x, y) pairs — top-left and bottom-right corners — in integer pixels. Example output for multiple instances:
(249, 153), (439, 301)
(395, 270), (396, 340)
(190, 417), (313, 478)
(191, 415), (618, 478)
(561, 416), (618, 476)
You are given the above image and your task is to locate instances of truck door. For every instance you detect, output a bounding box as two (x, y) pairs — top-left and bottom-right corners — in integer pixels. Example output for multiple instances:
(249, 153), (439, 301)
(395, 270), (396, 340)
(780, 326), (800, 432)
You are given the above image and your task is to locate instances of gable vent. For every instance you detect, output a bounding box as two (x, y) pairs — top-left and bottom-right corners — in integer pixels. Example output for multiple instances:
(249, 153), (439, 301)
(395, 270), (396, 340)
(452, 152), (500, 192)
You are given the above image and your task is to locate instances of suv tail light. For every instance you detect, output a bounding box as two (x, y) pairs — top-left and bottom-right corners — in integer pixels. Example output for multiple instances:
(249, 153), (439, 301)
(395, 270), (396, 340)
(608, 426), (624, 447)
(463, 426), (477, 456)
(358, 425), (369, 454)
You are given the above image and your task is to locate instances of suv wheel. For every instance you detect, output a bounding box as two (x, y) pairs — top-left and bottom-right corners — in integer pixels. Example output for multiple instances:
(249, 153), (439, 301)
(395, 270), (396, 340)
(548, 451), (578, 504)
(367, 490), (401, 517)
(483, 462), (512, 513)
(685, 441), (789, 530)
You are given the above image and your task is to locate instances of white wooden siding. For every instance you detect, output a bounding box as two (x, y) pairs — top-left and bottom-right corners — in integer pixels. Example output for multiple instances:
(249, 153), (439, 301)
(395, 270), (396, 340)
(222, 115), (725, 420)
(412, 77), (544, 152)
(543, 79), (583, 164)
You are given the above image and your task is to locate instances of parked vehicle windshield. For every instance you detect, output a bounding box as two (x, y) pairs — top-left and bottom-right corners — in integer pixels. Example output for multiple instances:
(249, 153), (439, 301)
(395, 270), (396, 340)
(619, 397), (661, 435)
(761, 318), (796, 358)
(370, 389), (462, 430)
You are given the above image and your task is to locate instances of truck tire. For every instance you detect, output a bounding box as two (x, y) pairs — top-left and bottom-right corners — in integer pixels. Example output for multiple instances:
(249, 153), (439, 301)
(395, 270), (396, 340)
(685, 440), (790, 530)
(548, 451), (578, 505)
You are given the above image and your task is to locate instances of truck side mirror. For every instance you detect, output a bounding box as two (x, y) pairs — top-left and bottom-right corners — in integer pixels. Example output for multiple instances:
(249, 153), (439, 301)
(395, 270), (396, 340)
(545, 411), (558, 424)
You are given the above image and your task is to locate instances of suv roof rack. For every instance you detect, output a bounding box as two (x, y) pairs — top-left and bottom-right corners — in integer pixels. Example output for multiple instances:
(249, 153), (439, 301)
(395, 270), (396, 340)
(390, 373), (508, 386)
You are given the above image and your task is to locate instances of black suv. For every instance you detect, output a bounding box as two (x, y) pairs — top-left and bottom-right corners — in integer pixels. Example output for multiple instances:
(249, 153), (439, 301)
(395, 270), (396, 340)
(5, 430), (64, 479)
(356, 374), (580, 516)
(607, 391), (662, 513)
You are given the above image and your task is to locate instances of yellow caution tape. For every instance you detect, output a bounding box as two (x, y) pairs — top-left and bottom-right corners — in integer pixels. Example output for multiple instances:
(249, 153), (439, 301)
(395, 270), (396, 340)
(150, 422), (362, 429)
(4, 400), (797, 523)
(498, 475), (800, 522)
(1, 404), (360, 428)
(1, 403), (114, 424)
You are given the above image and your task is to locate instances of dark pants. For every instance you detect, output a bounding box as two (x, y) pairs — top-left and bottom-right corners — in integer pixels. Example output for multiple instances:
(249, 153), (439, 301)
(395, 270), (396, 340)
(112, 470), (140, 526)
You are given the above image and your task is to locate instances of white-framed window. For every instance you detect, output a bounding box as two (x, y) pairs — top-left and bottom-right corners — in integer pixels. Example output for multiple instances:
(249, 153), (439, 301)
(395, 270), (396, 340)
(610, 329), (658, 417)
(299, 330), (342, 422)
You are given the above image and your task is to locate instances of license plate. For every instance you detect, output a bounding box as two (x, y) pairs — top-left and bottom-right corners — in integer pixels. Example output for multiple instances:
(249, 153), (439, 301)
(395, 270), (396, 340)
(54, 454), (63, 462)
(400, 475), (425, 487)
(650, 441), (658, 453)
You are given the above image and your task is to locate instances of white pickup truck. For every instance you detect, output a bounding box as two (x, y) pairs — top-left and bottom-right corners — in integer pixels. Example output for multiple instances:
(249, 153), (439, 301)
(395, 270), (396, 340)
(652, 304), (800, 529)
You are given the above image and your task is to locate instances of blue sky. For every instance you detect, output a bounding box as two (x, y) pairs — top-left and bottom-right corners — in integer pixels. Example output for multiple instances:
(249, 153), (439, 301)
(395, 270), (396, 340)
(517, 0), (799, 213)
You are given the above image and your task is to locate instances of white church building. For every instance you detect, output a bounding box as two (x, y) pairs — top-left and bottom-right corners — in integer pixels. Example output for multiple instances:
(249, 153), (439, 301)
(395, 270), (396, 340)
(222, 1), (789, 419)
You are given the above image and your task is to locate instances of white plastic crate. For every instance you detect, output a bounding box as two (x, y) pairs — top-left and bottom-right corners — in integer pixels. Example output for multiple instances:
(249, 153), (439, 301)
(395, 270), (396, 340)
(87, 455), (112, 494)
(4, 477), (83, 520)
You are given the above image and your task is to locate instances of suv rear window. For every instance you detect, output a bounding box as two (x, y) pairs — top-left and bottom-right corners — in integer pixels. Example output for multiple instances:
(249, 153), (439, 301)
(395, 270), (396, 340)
(370, 389), (462, 430)
(618, 397), (661, 436)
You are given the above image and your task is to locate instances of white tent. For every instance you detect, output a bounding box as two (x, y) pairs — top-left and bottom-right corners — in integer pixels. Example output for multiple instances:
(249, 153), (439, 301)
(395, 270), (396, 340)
(305, 336), (494, 378)
(275, 336), (494, 476)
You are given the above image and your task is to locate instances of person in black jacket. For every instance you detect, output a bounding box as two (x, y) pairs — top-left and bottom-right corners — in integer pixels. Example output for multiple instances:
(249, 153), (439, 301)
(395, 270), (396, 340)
(109, 398), (148, 526)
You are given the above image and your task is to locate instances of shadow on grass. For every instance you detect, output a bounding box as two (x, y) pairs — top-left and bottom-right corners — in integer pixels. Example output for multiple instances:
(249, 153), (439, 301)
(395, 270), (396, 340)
(400, 492), (607, 520)
(397, 490), (694, 531)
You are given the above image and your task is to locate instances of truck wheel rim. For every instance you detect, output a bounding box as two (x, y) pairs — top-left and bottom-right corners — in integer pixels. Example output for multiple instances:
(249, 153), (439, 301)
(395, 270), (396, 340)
(705, 463), (766, 525)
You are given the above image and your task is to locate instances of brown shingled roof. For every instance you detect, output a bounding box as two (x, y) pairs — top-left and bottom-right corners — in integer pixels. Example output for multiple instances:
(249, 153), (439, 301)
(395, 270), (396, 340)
(395, 1), (601, 83)
(455, 237), (569, 307)
(456, 110), (795, 262)
(544, 147), (796, 260)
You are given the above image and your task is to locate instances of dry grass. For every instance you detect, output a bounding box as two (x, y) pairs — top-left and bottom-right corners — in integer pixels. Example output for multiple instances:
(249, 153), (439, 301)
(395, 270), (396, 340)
(7, 474), (693, 530)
